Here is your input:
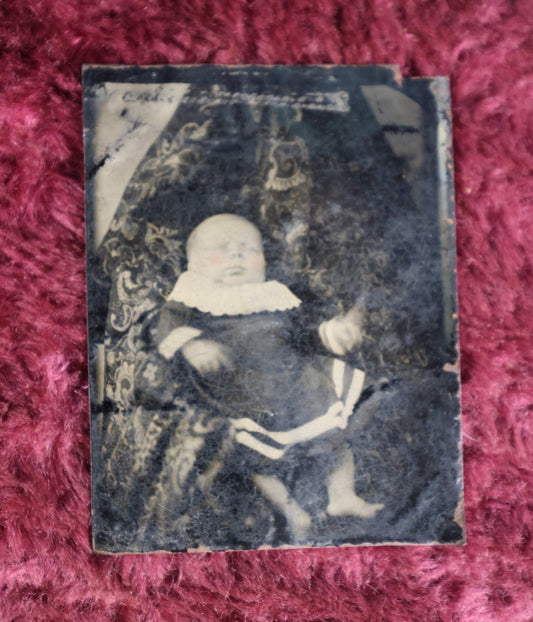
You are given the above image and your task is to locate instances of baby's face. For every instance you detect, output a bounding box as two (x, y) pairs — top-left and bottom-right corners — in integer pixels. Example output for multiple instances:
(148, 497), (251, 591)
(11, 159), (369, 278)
(188, 216), (266, 285)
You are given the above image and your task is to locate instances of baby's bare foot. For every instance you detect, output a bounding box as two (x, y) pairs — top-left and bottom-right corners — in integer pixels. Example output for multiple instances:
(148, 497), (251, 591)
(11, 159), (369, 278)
(253, 474), (311, 541)
(327, 495), (384, 519)
(286, 500), (312, 541)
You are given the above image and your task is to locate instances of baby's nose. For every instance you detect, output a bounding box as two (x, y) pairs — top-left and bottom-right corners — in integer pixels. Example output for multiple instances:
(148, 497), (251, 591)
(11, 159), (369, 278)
(227, 242), (245, 257)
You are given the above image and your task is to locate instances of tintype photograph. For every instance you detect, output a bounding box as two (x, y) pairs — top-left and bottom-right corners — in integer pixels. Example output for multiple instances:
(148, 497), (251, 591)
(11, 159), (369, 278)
(83, 65), (463, 552)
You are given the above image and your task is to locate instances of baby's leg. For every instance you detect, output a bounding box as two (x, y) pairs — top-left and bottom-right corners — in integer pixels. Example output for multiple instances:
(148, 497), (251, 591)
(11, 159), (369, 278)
(253, 473), (311, 541)
(326, 448), (384, 518)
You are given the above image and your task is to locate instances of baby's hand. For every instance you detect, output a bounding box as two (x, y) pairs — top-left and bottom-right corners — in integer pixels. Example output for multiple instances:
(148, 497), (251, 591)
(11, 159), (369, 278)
(319, 306), (363, 356)
(181, 339), (233, 374)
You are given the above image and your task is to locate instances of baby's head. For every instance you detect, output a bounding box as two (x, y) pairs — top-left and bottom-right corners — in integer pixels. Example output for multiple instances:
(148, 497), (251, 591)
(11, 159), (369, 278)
(187, 214), (266, 285)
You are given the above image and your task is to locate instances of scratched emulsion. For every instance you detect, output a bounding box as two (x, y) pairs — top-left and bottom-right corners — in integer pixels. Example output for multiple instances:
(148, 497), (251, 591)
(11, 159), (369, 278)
(83, 65), (463, 552)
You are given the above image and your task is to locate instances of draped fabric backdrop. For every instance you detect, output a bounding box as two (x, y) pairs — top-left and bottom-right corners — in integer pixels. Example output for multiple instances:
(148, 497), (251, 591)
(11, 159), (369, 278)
(1, 1), (532, 620)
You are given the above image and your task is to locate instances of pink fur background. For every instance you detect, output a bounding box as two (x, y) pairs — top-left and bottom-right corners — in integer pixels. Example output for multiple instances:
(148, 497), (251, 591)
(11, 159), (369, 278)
(1, 1), (532, 620)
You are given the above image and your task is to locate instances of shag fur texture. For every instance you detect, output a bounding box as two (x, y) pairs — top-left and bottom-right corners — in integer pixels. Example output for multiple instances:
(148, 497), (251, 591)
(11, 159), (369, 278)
(1, 1), (532, 620)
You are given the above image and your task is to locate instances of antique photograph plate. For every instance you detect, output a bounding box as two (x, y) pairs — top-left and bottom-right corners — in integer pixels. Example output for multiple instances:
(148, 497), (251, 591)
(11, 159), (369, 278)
(83, 64), (463, 552)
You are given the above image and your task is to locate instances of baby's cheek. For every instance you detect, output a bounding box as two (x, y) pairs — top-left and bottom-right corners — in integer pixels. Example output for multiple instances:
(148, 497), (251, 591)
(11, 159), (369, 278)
(191, 251), (225, 278)
(205, 251), (224, 266)
(200, 251), (225, 268)
(248, 254), (266, 277)
(252, 250), (265, 264)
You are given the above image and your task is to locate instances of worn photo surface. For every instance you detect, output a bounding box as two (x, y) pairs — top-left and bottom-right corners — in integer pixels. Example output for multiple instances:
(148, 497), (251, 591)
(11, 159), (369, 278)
(83, 65), (463, 552)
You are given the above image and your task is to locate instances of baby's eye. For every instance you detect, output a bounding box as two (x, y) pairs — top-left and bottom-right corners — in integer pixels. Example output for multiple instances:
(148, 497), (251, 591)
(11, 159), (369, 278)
(202, 244), (226, 251)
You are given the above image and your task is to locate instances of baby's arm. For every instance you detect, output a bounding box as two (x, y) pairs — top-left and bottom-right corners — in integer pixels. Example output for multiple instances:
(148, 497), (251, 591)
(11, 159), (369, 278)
(156, 303), (232, 374)
(319, 305), (363, 356)
(181, 339), (232, 374)
(158, 326), (203, 359)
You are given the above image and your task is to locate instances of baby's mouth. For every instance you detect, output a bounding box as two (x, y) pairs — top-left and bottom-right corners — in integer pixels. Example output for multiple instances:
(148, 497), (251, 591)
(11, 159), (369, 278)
(224, 265), (245, 276)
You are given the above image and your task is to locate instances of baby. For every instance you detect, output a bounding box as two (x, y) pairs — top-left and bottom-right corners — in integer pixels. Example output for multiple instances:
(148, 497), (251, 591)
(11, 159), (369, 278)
(156, 213), (383, 538)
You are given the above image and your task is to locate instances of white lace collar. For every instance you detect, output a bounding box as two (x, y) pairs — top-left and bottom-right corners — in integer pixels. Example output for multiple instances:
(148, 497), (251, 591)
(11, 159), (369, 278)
(167, 271), (301, 316)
